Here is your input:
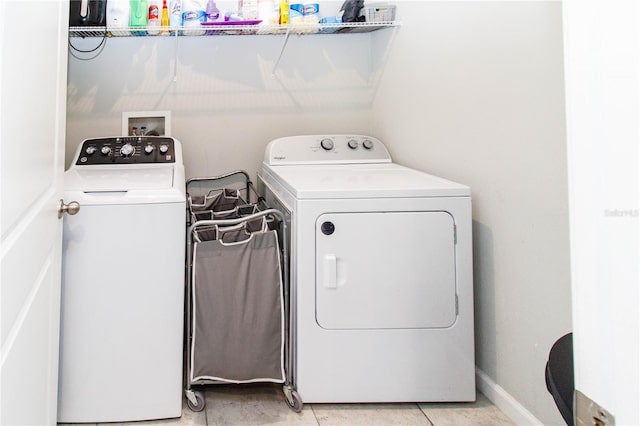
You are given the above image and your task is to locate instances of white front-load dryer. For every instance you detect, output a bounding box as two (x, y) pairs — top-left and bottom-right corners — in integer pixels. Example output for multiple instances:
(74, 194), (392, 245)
(58, 137), (186, 422)
(260, 135), (475, 403)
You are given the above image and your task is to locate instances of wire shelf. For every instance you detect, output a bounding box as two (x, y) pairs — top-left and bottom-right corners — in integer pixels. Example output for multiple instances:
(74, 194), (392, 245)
(69, 22), (399, 38)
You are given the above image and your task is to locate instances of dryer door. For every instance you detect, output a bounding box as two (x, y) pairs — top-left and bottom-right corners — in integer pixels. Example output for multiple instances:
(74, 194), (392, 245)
(315, 211), (457, 330)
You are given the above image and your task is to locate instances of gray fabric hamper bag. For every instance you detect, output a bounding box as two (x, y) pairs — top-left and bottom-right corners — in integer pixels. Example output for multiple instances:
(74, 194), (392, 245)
(190, 230), (285, 383)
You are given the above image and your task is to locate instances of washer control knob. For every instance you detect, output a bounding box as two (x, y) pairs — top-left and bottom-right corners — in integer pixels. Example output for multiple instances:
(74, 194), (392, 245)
(100, 146), (111, 156)
(320, 138), (334, 151)
(85, 146), (97, 155)
(120, 143), (135, 157)
(159, 144), (169, 154)
(362, 139), (374, 150)
(347, 139), (358, 150)
(144, 144), (155, 155)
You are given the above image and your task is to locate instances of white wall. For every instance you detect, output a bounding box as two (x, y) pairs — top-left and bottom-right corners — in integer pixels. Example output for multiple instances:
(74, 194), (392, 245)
(372, 2), (569, 425)
(66, 2), (571, 424)
(66, 19), (384, 177)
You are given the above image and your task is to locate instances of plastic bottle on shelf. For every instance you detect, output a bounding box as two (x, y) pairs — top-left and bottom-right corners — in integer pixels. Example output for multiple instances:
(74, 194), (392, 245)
(131, 126), (138, 136)
(130, 0), (149, 34)
(279, 0), (289, 25)
(205, 0), (219, 21)
(169, 0), (182, 29)
(140, 126), (147, 136)
(182, 0), (206, 35)
(148, 0), (161, 34)
(161, 0), (170, 34)
(106, 0), (131, 35)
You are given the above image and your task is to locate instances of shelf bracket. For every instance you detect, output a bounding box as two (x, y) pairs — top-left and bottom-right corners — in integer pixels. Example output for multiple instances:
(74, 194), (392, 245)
(272, 26), (293, 76)
(173, 29), (179, 82)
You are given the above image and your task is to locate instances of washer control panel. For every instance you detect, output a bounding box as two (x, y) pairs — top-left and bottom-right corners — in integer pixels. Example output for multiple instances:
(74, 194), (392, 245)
(75, 137), (176, 165)
(264, 135), (392, 165)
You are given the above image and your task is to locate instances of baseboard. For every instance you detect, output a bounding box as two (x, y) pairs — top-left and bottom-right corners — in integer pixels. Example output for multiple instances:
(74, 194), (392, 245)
(476, 367), (544, 425)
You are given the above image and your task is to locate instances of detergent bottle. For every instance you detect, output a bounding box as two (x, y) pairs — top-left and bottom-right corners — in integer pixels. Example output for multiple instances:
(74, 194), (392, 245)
(106, 0), (130, 34)
(182, 0), (206, 35)
(130, 0), (149, 34)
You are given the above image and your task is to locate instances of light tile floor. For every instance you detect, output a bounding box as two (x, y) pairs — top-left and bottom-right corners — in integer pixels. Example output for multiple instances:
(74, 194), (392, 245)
(63, 384), (514, 426)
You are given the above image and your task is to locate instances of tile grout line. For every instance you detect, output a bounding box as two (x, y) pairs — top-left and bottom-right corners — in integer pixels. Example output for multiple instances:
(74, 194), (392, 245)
(309, 404), (321, 426)
(416, 403), (435, 426)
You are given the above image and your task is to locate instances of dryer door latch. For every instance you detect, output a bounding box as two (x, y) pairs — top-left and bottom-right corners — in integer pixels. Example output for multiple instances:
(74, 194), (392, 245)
(323, 254), (337, 289)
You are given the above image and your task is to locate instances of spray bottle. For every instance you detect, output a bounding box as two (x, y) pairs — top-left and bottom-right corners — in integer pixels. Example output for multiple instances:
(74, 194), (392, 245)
(161, 0), (170, 34)
(279, 0), (288, 25)
(169, 0), (182, 28)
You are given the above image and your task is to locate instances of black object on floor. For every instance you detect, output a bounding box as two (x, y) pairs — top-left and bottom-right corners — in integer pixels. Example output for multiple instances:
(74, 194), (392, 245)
(545, 332), (574, 426)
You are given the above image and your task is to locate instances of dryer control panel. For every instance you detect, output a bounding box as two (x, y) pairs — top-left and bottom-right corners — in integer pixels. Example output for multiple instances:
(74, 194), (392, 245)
(75, 137), (177, 165)
(264, 135), (392, 166)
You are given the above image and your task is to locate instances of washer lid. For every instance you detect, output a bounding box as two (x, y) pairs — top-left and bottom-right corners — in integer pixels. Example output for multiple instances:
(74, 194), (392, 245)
(263, 163), (470, 199)
(64, 167), (175, 192)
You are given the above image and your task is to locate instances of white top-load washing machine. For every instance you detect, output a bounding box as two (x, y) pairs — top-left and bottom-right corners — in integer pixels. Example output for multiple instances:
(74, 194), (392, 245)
(59, 137), (186, 422)
(260, 135), (475, 403)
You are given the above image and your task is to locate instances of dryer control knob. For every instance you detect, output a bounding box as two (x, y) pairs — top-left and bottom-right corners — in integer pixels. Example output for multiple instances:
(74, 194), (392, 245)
(85, 146), (97, 155)
(100, 146), (111, 155)
(144, 144), (155, 154)
(362, 139), (374, 150)
(320, 138), (334, 151)
(159, 144), (169, 154)
(347, 139), (358, 150)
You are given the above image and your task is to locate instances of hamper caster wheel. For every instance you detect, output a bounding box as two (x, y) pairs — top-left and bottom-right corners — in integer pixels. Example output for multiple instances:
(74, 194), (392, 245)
(286, 390), (303, 413)
(186, 390), (206, 412)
